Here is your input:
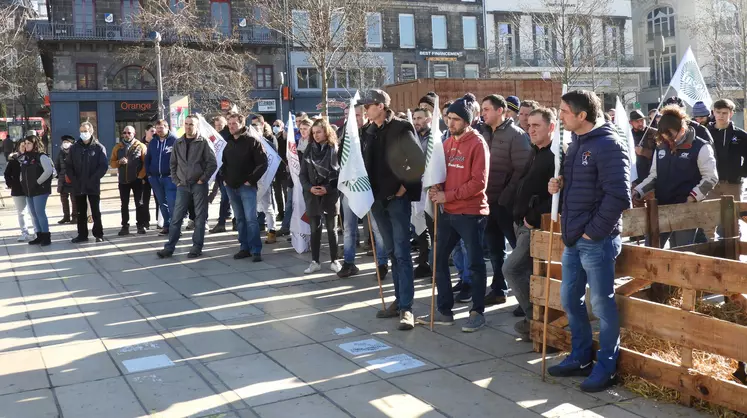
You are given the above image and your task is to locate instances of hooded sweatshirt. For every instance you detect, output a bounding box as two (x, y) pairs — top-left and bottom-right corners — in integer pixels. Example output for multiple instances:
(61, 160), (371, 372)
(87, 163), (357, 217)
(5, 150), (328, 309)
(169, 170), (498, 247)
(441, 129), (490, 215)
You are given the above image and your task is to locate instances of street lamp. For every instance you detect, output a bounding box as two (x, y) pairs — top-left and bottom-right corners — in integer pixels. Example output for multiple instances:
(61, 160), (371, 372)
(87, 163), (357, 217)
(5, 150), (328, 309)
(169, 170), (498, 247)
(150, 31), (165, 120)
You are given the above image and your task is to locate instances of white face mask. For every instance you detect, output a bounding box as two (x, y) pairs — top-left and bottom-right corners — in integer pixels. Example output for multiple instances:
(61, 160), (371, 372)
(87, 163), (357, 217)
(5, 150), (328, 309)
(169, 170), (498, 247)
(62, 142), (71, 150)
(80, 132), (92, 142)
(272, 126), (281, 135)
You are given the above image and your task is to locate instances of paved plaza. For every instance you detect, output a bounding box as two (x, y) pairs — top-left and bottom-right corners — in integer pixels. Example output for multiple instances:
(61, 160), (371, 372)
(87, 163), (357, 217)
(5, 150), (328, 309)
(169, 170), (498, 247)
(0, 179), (710, 418)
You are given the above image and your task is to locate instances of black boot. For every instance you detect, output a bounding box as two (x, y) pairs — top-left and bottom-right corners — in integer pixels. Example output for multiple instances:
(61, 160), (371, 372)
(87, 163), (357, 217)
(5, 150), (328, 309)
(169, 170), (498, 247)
(28, 234), (42, 245)
(40, 232), (51, 247)
(58, 217), (70, 224)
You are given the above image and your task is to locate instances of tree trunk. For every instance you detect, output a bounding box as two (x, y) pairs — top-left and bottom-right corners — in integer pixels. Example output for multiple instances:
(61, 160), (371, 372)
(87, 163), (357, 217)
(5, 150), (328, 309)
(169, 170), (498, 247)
(320, 69), (329, 118)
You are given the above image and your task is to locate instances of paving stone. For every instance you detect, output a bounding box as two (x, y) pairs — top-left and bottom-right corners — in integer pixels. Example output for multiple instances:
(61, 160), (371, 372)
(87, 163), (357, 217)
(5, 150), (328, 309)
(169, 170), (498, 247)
(266, 343), (379, 392)
(31, 312), (98, 347)
(432, 320), (535, 358)
(276, 309), (365, 343)
(617, 396), (711, 417)
(225, 316), (315, 352)
(324, 336), (436, 379)
(0, 388), (58, 418)
(206, 353), (315, 407)
(182, 259), (238, 277)
(561, 405), (642, 418)
(73, 287), (134, 312)
(325, 380), (448, 418)
(150, 264), (202, 281)
(41, 339), (120, 386)
(127, 365), (232, 418)
(207, 272), (268, 293)
(55, 376), (147, 418)
(86, 306), (156, 338)
(122, 281), (184, 305)
(254, 394), (350, 418)
(192, 293), (265, 321)
(0, 349), (49, 395)
(168, 323), (258, 362)
(142, 298), (216, 329)
(108, 269), (162, 286)
(0, 319), (37, 353)
(103, 333), (182, 375)
(58, 273), (116, 291)
(236, 287), (312, 314)
(376, 325), (494, 368)
(165, 277), (228, 298)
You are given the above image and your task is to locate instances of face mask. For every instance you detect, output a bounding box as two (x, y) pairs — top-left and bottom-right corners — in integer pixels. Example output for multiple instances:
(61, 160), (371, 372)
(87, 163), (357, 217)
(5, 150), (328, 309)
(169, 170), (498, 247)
(272, 126), (281, 135)
(62, 142), (71, 150)
(80, 132), (92, 142)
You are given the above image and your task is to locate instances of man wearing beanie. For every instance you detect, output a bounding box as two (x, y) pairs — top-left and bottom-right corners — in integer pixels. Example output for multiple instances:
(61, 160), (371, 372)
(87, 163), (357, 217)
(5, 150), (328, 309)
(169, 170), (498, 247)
(359, 89), (426, 331)
(417, 94), (490, 332)
(692, 101), (711, 126)
(629, 110), (657, 181)
(506, 96), (521, 121)
(418, 92), (437, 113)
(480, 94), (532, 308)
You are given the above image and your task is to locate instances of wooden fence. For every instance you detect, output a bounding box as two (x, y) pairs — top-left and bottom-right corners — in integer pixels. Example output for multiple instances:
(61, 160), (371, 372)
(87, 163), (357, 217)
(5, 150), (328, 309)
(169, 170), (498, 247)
(529, 196), (747, 414)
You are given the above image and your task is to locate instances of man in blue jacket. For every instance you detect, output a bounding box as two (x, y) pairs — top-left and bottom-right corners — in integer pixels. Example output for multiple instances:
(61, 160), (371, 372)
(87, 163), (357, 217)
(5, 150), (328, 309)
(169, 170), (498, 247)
(547, 90), (631, 393)
(145, 119), (177, 236)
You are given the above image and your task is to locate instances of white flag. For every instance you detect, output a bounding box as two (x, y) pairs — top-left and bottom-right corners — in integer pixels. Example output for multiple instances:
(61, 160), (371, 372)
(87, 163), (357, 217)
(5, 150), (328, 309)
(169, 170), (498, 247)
(550, 84), (568, 221)
(614, 97), (637, 185)
(286, 112), (310, 254)
(255, 132), (281, 199)
(407, 109), (413, 126)
(669, 46), (712, 109)
(196, 114), (226, 184)
(338, 92), (375, 219)
(423, 95), (447, 218)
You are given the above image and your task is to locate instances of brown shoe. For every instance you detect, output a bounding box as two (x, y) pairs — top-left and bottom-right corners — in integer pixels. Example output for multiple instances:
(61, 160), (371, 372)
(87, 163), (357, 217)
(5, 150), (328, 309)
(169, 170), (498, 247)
(376, 300), (399, 318)
(398, 310), (415, 331)
(484, 291), (507, 306)
(264, 230), (277, 244)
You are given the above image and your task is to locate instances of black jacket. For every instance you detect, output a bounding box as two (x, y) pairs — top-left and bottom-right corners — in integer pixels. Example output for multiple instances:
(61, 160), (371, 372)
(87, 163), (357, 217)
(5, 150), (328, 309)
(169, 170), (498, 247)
(363, 111), (425, 202)
(55, 149), (74, 194)
(4, 153), (24, 196)
(300, 141), (340, 216)
(66, 138), (109, 196)
(513, 143), (555, 228)
(691, 120), (713, 144)
(708, 121), (747, 183)
(221, 127), (268, 189)
(19, 152), (53, 197)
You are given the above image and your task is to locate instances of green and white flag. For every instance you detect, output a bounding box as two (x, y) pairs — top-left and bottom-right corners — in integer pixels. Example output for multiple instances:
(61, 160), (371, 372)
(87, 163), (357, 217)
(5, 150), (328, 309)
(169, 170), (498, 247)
(338, 92), (374, 219)
(423, 95), (447, 218)
(669, 46), (712, 109)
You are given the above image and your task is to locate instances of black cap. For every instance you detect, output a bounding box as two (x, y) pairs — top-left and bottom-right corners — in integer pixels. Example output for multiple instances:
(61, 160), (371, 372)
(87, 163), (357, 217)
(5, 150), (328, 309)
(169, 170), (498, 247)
(357, 89), (391, 107)
(61, 135), (75, 142)
(629, 110), (645, 121)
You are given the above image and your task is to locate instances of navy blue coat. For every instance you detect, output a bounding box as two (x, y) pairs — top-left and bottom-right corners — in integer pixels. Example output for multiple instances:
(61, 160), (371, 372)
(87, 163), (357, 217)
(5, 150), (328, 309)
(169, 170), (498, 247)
(561, 123), (631, 246)
(145, 132), (177, 177)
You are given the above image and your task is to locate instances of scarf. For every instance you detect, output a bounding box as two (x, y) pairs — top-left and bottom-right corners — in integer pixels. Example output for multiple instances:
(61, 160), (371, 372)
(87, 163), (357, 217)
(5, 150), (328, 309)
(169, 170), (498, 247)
(308, 141), (333, 181)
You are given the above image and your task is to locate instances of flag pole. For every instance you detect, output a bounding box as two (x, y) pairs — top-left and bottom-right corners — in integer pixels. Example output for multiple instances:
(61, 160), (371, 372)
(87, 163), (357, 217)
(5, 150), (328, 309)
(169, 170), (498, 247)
(367, 215), (387, 311)
(429, 201), (438, 331)
(541, 219), (557, 382)
(638, 84), (672, 146)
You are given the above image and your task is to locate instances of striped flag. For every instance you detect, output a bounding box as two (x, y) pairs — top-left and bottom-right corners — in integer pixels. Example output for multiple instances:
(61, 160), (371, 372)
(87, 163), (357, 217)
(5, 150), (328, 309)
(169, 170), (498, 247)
(286, 112), (310, 254)
(196, 114), (226, 184)
(614, 97), (637, 185)
(338, 92), (374, 219)
(423, 95), (447, 218)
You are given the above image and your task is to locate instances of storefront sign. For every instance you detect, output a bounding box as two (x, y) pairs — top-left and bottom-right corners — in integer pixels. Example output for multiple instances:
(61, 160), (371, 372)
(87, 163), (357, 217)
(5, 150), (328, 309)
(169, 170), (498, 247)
(117, 101), (156, 112)
(418, 50), (465, 61)
(316, 100), (347, 111)
(257, 99), (276, 112)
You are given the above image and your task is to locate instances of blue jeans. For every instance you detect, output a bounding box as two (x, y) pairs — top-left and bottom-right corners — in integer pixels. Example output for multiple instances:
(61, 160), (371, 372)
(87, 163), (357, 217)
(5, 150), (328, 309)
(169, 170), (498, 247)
(281, 187), (293, 231)
(218, 180), (233, 225)
(342, 195), (387, 265)
(561, 235), (622, 375)
(371, 197), (414, 311)
(435, 213), (487, 314)
(165, 183), (209, 252)
(226, 184), (262, 254)
(451, 239), (471, 284)
(149, 175), (177, 227)
(26, 194), (50, 233)
(485, 204), (517, 297)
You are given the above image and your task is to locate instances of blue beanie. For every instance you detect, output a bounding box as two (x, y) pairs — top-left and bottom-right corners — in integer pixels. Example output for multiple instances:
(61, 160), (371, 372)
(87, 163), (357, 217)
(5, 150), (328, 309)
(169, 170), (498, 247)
(447, 93), (477, 123)
(506, 96), (520, 112)
(692, 101), (710, 117)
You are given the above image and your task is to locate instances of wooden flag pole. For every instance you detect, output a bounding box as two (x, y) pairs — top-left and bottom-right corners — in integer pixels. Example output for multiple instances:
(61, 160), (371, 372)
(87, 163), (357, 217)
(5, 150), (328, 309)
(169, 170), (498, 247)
(367, 215), (387, 311)
(429, 202), (439, 331)
(541, 219), (557, 381)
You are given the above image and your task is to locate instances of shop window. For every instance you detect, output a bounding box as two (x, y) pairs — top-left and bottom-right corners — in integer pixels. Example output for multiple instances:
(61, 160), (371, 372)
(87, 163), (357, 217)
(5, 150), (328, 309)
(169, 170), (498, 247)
(76, 63), (97, 90)
(111, 66), (156, 90)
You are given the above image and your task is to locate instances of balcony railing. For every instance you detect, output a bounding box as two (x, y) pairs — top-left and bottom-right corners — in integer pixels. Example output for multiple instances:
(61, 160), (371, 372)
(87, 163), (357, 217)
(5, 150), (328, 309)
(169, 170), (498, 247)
(489, 53), (638, 69)
(29, 21), (281, 45)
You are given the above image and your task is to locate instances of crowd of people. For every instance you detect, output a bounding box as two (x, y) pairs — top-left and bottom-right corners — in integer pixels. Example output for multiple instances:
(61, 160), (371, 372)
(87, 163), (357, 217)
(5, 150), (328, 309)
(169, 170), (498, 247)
(5, 85), (747, 394)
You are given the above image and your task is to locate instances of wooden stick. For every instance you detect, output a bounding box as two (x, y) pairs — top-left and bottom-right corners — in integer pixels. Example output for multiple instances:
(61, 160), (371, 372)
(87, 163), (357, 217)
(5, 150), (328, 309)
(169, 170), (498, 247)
(430, 202), (439, 331)
(541, 219), (557, 381)
(367, 215), (387, 312)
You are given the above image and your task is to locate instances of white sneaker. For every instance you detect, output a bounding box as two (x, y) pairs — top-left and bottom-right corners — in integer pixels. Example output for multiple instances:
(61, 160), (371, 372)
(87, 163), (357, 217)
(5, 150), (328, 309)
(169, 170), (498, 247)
(304, 261), (321, 274)
(330, 260), (342, 273)
(17, 233), (29, 242)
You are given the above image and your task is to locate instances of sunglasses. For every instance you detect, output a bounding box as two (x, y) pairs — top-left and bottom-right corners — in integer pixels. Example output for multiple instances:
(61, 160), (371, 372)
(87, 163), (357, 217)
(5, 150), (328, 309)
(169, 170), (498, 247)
(122, 132), (133, 135)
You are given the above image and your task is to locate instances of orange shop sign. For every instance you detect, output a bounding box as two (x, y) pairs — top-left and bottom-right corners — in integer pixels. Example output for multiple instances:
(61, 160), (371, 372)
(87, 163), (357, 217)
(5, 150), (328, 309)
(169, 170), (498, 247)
(117, 101), (156, 112)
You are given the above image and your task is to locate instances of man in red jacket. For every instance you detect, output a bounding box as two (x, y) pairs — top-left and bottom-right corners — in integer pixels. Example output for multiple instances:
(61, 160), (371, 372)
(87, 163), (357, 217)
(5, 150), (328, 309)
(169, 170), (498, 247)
(416, 93), (491, 332)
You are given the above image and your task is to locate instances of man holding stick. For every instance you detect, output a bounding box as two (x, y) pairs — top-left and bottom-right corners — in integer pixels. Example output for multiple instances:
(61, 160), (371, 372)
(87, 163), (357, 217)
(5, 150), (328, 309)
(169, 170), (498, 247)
(415, 94), (490, 332)
(547, 90), (631, 392)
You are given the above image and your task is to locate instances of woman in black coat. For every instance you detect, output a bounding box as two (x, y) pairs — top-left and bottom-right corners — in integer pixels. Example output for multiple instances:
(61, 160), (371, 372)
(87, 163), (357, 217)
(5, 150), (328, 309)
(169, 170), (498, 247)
(4, 140), (33, 241)
(55, 135), (77, 224)
(300, 118), (341, 274)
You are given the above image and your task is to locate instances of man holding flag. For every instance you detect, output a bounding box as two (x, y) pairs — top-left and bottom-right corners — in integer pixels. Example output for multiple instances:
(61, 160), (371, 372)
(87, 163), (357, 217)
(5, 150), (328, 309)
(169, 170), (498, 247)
(360, 89), (425, 331)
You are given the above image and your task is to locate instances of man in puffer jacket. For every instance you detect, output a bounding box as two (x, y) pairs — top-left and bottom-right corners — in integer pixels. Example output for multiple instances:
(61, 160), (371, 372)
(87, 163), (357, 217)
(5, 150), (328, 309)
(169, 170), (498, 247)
(547, 90), (631, 393)
(110, 125), (148, 235)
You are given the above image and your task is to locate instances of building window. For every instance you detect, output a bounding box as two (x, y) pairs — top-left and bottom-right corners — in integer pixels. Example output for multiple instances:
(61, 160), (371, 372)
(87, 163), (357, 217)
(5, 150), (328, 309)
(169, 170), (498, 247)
(366, 13), (382, 47)
(605, 23), (621, 56)
(121, 0), (139, 24)
(297, 67), (320, 89)
(464, 64), (479, 79)
(292, 10), (310, 45)
(111, 65), (156, 90)
(433, 63), (449, 78)
(211, 0), (231, 35)
(401, 64), (417, 82)
(169, 0), (185, 13)
(648, 45), (677, 86)
(330, 12), (344, 45)
(462, 16), (477, 50)
(432, 15), (447, 49)
(256, 65), (273, 89)
(534, 23), (552, 61)
(399, 14), (415, 48)
(497, 22), (514, 65)
(76, 63), (97, 90)
(647, 7), (675, 40)
(362, 67), (387, 89)
(73, 0), (95, 35)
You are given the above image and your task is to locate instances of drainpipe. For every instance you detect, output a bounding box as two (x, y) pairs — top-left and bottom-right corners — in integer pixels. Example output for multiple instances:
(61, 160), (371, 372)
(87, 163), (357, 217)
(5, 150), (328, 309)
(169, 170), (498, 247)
(482, 0), (489, 77)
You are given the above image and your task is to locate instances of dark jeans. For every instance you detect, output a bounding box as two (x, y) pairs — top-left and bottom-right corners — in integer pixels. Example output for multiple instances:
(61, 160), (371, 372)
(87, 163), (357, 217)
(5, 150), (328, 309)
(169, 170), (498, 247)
(165, 183), (209, 252)
(435, 213), (488, 315)
(75, 194), (103, 239)
(118, 180), (147, 227)
(417, 212), (434, 266)
(217, 180), (233, 225)
(371, 197), (414, 311)
(225, 184), (262, 254)
(149, 175), (177, 227)
(273, 181), (286, 217)
(310, 213), (338, 262)
(142, 179), (153, 225)
(485, 204), (517, 297)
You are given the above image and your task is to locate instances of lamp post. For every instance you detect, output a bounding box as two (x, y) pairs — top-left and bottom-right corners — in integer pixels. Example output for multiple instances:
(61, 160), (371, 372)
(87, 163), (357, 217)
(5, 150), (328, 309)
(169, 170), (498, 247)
(150, 31), (165, 120)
